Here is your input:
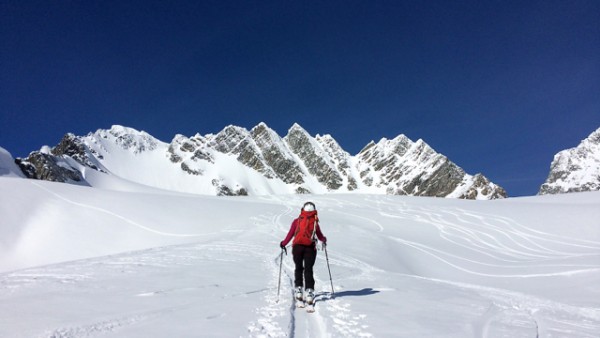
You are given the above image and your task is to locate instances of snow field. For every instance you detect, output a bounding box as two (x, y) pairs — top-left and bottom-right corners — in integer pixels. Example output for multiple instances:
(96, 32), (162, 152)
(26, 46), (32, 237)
(0, 177), (599, 336)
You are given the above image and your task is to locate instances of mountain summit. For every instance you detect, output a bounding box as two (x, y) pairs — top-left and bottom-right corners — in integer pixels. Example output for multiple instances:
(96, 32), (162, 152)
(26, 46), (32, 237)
(539, 127), (600, 195)
(13, 123), (506, 199)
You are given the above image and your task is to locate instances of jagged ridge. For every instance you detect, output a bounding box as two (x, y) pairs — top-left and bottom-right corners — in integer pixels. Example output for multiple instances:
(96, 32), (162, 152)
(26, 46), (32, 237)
(11, 123), (507, 199)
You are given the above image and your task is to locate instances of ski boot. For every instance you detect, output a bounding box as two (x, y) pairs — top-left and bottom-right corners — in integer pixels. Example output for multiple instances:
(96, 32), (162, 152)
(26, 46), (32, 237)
(295, 286), (303, 301)
(305, 288), (315, 305)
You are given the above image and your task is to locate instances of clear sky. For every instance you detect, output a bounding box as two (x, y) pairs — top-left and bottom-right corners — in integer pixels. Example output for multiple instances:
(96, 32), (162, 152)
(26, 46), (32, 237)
(1, 1), (599, 197)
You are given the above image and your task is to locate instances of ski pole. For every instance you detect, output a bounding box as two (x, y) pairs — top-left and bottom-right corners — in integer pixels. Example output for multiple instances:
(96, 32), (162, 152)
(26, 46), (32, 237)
(277, 246), (286, 302)
(324, 244), (334, 297)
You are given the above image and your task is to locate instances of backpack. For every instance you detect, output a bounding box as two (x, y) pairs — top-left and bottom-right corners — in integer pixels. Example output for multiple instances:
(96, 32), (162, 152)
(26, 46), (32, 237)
(293, 210), (318, 246)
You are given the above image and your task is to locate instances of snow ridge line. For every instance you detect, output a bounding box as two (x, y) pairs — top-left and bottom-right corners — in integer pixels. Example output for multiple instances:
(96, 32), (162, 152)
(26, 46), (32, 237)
(30, 181), (214, 237)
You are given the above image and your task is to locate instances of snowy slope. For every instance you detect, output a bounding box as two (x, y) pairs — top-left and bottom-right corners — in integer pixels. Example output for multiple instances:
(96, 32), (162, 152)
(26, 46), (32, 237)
(0, 176), (598, 337)
(0, 147), (25, 178)
(540, 127), (600, 195)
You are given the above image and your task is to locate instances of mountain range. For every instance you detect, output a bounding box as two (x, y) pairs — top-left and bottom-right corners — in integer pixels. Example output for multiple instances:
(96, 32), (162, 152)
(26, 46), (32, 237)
(3, 124), (600, 198)
(8, 123), (507, 199)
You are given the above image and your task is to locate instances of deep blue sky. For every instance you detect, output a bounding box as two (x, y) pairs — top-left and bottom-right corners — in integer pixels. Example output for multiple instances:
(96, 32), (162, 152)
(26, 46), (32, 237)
(1, 1), (599, 196)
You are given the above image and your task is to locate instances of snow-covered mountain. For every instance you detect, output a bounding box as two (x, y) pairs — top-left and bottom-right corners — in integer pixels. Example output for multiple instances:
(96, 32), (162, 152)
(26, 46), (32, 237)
(539, 127), (600, 195)
(12, 123), (507, 199)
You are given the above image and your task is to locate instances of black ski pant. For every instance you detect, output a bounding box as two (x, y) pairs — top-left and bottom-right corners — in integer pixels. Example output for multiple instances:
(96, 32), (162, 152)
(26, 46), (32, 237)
(292, 244), (317, 290)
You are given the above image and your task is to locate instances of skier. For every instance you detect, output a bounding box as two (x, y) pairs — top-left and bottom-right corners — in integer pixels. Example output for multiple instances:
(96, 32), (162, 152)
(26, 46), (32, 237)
(280, 201), (327, 305)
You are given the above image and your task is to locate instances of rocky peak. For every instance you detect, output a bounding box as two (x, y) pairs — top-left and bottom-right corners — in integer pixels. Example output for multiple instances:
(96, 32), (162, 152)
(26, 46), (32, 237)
(250, 123), (288, 156)
(539, 127), (600, 195)
(249, 123), (305, 184)
(284, 124), (344, 190)
(52, 133), (105, 171)
(93, 125), (159, 154)
(210, 125), (251, 154)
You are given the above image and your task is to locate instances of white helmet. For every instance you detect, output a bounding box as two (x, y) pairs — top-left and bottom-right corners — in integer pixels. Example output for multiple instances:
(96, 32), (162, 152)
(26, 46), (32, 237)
(303, 202), (316, 212)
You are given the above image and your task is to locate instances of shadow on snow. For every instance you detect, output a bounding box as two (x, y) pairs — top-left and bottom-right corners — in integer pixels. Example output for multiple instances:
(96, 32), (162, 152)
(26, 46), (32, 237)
(318, 287), (380, 301)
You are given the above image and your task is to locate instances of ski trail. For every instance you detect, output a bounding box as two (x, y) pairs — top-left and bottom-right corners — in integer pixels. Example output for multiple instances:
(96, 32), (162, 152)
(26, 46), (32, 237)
(246, 251), (291, 338)
(368, 197), (600, 280)
(311, 249), (374, 337)
(390, 235), (600, 277)
(43, 306), (182, 338)
(30, 181), (214, 237)
(247, 200), (374, 338)
(246, 204), (294, 338)
(402, 272), (600, 335)
(475, 302), (501, 338)
(329, 209), (384, 232)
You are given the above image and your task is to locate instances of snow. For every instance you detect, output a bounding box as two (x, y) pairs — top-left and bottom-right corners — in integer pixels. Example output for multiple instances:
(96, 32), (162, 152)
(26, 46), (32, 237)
(1, 176), (599, 337)
(0, 147), (25, 178)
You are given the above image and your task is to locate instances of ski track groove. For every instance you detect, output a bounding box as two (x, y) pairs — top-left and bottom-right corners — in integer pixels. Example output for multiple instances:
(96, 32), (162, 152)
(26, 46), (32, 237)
(246, 204), (374, 338)
(30, 181), (217, 238)
(363, 197), (600, 278)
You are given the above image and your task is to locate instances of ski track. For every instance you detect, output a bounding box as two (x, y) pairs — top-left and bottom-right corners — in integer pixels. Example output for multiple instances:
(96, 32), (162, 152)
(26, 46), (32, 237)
(246, 204), (373, 338)
(239, 196), (599, 337)
(364, 195), (600, 336)
(43, 308), (171, 338)
(367, 196), (600, 278)
(2, 193), (598, 336)
(30, 181), (219, 237)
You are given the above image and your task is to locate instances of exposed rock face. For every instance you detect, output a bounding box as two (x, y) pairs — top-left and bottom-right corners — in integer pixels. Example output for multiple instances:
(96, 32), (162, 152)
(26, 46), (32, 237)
(250, 123), (305, 185)
(284, 124), (344, 191)
(52, 133), (105, 172)
(168, 134), (212, 176)
(97, 126), (159, 154)
(539, 127), (600, 195)
(355, 136), (473, 197)
(459, 174), (507, 200)
(16, 151), (84, 183)
(13, 123), (507, 199)
(316, 134), (357, 191)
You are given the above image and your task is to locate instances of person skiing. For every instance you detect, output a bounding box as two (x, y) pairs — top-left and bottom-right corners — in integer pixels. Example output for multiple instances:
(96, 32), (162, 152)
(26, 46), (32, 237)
(280, 201), (327, 305)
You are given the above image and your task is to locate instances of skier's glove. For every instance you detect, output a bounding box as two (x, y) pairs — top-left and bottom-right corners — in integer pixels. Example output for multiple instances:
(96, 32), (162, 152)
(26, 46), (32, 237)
(280, 242), (287, 255)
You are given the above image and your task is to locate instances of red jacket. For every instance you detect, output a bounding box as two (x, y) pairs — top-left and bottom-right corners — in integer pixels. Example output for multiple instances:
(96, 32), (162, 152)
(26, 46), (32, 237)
(281, 214), (327, 247)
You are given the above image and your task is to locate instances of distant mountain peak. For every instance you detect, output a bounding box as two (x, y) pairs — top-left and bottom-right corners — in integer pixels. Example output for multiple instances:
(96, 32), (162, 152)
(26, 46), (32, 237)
(11, 123), (507, 199)
(539, 126), (600, 195)
(288, 123), (309, 134)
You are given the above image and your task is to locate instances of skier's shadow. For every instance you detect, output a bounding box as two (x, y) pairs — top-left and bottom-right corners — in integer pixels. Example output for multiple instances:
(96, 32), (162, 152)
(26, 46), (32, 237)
(317, 288), (380, 302)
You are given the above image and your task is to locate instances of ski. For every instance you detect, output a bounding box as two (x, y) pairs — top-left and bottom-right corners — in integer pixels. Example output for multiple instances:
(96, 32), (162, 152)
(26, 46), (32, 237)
(296, 299), (306, 308)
